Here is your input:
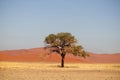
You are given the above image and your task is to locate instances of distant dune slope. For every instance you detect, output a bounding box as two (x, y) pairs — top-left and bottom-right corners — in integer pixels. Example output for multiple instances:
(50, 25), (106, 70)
(0, 48), (120, 63)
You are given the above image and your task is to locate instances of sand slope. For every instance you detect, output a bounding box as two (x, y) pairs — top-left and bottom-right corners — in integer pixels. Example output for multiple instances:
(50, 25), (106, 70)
(0, 48), (120, 63)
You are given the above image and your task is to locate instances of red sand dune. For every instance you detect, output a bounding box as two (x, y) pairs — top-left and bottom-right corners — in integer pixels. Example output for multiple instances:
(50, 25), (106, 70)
(87, 52), (120, 63)
(0, 48), (120, 63)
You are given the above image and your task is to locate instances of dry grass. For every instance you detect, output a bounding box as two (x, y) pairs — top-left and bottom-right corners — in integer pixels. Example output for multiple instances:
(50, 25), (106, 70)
(0, 61), (120, 80)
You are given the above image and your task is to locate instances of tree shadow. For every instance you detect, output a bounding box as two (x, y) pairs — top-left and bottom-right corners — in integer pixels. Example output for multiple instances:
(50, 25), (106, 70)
(56, 65), (79, 68)
(49, 64), (79, 68)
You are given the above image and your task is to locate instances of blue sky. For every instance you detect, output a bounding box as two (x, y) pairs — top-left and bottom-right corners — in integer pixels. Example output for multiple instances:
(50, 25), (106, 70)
(0, 0), (120, 53)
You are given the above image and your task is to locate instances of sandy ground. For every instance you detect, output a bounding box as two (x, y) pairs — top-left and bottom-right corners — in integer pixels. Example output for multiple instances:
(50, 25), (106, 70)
(0, 62), (120, 80)
(0, 68), (120, 80)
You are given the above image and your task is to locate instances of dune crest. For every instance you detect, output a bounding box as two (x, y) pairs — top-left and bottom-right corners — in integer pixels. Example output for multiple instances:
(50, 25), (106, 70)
(0, 48), (120, 63)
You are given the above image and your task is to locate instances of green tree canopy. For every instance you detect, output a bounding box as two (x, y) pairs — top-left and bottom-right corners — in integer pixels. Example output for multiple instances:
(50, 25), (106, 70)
(44, 32), (89, 67)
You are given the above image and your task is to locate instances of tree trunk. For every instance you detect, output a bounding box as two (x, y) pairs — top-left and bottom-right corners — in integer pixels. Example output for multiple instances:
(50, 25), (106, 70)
(61, 53), (65, 67)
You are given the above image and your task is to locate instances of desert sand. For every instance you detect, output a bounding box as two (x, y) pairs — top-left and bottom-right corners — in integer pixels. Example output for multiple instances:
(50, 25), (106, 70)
(0, 48), (120, 80)
(0, 62), (120, 80)
(0, 47), (120, 63)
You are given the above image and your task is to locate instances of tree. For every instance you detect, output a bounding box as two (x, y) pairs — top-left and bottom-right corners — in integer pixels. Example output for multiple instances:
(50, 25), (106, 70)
(44, 32), (89, 67)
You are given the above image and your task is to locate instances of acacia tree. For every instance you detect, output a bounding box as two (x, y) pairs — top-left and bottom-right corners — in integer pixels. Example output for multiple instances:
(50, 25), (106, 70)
(44, 32), (89, 67)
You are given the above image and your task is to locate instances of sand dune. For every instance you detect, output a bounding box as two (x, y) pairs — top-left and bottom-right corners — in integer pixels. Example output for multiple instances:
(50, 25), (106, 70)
(0, 48), (120, 63)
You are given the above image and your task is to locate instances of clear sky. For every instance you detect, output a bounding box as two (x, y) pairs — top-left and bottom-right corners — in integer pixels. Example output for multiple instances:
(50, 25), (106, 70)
(0, 0), (120, 53)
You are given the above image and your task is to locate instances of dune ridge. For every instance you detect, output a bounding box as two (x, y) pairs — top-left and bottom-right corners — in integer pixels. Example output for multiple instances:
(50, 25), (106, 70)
(0, 48), (120, 63)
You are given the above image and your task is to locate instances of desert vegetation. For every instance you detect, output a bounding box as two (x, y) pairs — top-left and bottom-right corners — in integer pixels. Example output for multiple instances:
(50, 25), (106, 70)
(44, 32), (89, 67)
(0, 61), (120, 80)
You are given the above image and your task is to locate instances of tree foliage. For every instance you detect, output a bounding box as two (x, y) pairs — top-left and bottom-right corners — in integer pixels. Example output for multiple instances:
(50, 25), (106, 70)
(44, 32), (89, 67)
